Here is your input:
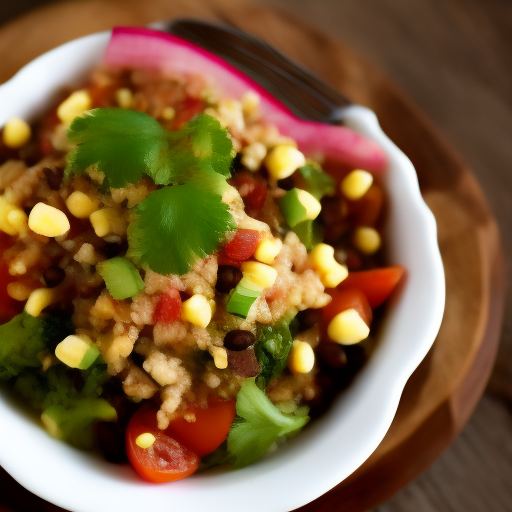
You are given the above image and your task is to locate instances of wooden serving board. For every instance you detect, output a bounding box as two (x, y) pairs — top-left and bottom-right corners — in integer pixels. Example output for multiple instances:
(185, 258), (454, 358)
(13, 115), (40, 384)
(0, 1), (505, 511)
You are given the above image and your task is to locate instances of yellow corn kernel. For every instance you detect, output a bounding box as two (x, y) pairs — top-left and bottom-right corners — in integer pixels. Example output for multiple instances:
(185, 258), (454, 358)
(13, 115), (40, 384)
(353, 227), (381, 255)
(310, 243), (348, 288)
(66, 191), (99, 219)
(288, 340), (315, 374)
(241, 142), (267, 171)
(57, 90), (92, 124)
(327, 308), (370, 345)
(241, 261), (278, 289)
(0, 196), (25, 235)
(2, 118), (31, 148)
(136, 433), (156, 449)
(265, 145), (306, 180)
(182, 294), (212, 328)
(25, 288), (56, 317)
(55, 334), (94, 368)
(28, 203), (70, 238)
(161, 107), (176, 120)
(340, 170), (373, 200)
(7, 209), (28, 235)
(90, 208), (123, 237)
(211, 346), (228, 370)
(115, 88), (134, 109)
(296, 189), (322, 220)
(310, 243), (337, 273)
(321, 264), (349, 288)
(254, 238), (282, 264)
(241, 91), (260, 117)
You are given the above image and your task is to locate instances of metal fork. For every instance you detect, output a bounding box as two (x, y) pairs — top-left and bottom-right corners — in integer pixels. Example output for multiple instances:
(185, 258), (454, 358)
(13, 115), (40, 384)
(162, 19), (352, 124)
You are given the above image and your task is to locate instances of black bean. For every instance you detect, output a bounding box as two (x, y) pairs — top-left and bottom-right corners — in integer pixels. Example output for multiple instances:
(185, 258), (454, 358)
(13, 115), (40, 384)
(317, 342), (348, 369)
(95, 421), (128, 464)
(42, 266), (66, 288)
(277, 176), (295, 191)
(224, 330), (256, 351)
(216, 265), (242, 293)
(227, 347), (260, 377)
(103, 241), (123, 259)
(296, 308), (323, 332)
(42, 166), (63, 191)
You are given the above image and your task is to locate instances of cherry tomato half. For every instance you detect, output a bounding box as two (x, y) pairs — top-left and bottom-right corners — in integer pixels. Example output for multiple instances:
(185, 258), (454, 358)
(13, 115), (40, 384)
(126, 408), (199, 483)
(166, 398), (236, 457)
(338, 266), (405, 308)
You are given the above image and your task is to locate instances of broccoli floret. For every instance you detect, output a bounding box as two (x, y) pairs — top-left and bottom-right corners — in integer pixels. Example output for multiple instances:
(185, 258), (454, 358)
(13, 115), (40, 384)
(40, 311), (75, 351)
(14, 364), (114, 448)
(42, 399), (117, 449)
(0, 312), (45, 380)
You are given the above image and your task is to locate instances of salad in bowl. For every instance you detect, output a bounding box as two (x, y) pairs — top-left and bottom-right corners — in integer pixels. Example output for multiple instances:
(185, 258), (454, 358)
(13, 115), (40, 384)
(0, 26), (444, 512)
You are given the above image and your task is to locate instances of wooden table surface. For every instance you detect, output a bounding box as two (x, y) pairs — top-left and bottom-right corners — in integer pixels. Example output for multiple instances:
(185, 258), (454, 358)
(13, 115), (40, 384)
(1, 1), (511, 512)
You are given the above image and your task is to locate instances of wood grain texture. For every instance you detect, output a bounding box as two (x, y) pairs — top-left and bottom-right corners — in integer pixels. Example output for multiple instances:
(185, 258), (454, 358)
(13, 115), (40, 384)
(0, 1), (506, 511)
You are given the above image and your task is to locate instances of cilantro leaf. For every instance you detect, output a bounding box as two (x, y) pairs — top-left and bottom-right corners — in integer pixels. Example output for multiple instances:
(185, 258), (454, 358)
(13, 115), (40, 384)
(299, 163), (335, 200)
(127, 184), (236, 275)
(66, 109), (166, 188)
(227, 378), (309, 467)
(66, 110), (234, 190)
(254, 315), (295, 389)
(148, 114), (234, 188)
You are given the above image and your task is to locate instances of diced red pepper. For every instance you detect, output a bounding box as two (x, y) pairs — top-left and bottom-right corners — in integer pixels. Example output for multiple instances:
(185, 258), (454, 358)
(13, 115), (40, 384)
(233, 171), (267, 210)
(154, 289), (182, 323)
(338, 266), (405, 308)
(224, 229), (260, 262)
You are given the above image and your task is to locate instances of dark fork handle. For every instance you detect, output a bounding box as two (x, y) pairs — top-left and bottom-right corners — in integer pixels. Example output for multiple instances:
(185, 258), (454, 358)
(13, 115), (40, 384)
(164, 19), (352, 124)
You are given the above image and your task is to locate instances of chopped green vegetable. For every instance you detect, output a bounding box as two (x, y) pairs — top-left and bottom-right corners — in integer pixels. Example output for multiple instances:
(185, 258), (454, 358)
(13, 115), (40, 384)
(279, 188), (308, 228)
(97, 257), (145, 300)
(0, 312), (45, 380)
(226, 278), (262, 318)
(298, 163), (335, 200)
(227, 378), (309, 467)
(66, 110), (234, 190)
(254, 315), (295, 389)
(292, 220), (323, 251)
(14, 364), (114, 448)
(127, 184), (236, 276)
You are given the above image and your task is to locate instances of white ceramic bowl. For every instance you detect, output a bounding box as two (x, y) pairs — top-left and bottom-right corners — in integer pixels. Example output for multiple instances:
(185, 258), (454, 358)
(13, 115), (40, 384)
(0, 30), (445, 512)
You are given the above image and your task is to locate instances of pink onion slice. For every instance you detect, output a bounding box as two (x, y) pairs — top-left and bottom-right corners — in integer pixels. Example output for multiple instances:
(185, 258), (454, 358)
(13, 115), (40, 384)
(104, 27), (387, 173)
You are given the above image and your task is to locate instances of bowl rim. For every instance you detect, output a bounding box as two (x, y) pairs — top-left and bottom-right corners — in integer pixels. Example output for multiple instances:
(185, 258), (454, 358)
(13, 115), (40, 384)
(0, 29), (445, 512)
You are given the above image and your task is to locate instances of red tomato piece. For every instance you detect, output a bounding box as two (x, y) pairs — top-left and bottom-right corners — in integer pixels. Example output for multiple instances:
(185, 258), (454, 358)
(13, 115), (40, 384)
(217, 250), (243, 268)
(233, 171), (267, 210)
(166, 398), (236, 457)
(321, 289), (373, 342)
(154, 289), (182, 324)
(338, 266), (405, 308)
(0, 233), (23, 324)
(126, 408), (199, 483)
(172, 97), (205, 129)
(224, 229), (260, 262)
